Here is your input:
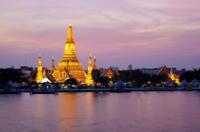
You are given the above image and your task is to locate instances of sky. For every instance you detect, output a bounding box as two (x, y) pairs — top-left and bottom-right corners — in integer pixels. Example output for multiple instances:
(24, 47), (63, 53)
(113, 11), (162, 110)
(0, 0), (200, 70)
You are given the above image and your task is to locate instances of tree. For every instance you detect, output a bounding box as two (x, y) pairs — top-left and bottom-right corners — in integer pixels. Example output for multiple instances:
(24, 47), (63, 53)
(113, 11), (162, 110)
(0, 68), (27, 87)
(98, 76), (110, 87)
(180, 68), (200, 82)
(92, 69), (111, 87)
(92, 69), (101, 86)
(150, 74), (168, 86)
(64, 78), (78, 87)
(116, 70), (151, 87)
(111, 72), (120, 82)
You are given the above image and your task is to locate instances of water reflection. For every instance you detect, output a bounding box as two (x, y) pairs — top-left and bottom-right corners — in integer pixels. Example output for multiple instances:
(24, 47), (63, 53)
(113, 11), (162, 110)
(0, 92), (200, 132)
(86, 92), (95, 125)
(35, 95), (45, 117)
(58, 93), (78, 132)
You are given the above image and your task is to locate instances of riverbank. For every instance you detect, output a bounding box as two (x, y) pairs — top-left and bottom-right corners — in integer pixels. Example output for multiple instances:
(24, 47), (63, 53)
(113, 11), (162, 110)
(0, 87), (200, 94)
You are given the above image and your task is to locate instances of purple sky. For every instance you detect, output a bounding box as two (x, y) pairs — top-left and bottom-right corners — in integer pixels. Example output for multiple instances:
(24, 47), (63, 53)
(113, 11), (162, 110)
(0, 0), (200, 70)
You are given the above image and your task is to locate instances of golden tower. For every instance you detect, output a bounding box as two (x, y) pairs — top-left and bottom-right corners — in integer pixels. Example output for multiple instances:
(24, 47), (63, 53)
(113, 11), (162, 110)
(50, 58), (55, 74)
(36, 57), (43, 83)
(93, 58), (97, 70)
(86, 56), (94, 85)
(168, 68), (180, 85)
(52, 25), (86, 83)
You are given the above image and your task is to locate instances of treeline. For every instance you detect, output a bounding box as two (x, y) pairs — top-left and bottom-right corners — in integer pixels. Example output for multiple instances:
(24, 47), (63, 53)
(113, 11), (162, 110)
(0, 67), (199, 88)
(0, 68), (27, 86)
(92, 68), (200, 87)
(180, 68), (200, 82)
(92, 69), (168, 87)
(0, 67), (36, 87)
(92, 70), (110, 87)
(112, 70), (168, 87)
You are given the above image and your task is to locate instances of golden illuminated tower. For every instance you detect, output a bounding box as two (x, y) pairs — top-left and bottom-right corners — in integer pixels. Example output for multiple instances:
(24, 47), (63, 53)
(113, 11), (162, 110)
(168, 68), (180, 85)
(36, 57), (43, 83)
(86, 56), (94, 85)
(93, 58), (97, 70)
(50, 58), (55, 74)
(52, 25), (86, 83)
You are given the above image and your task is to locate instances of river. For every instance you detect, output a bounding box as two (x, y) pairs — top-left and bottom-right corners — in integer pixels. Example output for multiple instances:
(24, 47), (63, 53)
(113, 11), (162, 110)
(0, 91), (200, 132)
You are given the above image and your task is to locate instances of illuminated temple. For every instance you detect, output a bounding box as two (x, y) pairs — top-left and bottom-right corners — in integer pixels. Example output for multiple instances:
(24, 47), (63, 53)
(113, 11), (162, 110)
(35, 57), (43, 83)
(168, 68), (180, 85)
(52, 25), (86, 83)
(36, 25), (95, 85)
(85, 56), (94, 85)
(157, 65), (180, 85)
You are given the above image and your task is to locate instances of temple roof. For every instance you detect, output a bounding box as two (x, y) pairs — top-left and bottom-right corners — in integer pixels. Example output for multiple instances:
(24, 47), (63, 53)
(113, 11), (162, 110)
(157, 65), (169, 75)
(104, 67), (114, 78)
(46, 74), (56, 83)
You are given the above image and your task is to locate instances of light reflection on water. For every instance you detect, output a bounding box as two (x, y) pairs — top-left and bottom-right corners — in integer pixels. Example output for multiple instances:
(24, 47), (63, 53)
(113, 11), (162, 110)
(0, 92), (200, 132)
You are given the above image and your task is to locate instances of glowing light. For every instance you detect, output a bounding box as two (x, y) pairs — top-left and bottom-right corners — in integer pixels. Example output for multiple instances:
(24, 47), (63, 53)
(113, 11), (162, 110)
(52, 25), (86, 83)
(168, 68), (180, 85)
(86, 56), (94, 86)
(36, 56), (43, 83)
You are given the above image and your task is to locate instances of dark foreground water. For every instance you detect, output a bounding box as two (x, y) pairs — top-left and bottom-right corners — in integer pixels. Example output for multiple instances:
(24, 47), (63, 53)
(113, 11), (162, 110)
(0, 92), (200, 132)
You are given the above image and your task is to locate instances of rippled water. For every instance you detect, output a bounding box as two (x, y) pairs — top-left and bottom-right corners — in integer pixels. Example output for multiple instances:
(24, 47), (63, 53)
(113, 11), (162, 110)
(0, 91), (200, 132)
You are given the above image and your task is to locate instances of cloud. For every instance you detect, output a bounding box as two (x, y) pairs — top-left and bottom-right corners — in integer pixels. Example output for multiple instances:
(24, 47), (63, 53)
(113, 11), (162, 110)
(0, 0), (200, 69)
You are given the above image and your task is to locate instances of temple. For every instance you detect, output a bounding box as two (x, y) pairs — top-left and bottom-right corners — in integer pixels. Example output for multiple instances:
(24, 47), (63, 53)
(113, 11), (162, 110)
(168, 68), (180, 85)
(50, 58), (55, 74)
(104, 67), (114, 79)
(85, 56), (94, 86)
(35, 57), (43, 83)
(157, 65), (169, 75)
(93, 58), (97, 70)
(35, 25), (99, 85)
(157, 65), (180, 85)
(52, 25), (86, 83)
(35, 57), (56, 83)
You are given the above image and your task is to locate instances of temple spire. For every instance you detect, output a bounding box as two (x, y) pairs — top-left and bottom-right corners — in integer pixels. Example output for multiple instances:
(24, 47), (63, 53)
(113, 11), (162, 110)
(36, 56), (43, 83)
(50, 58), (55, 74)
(170, 67), (173, 74)
(87, 56), (92, 75)
(86, 56), (94, 86)
(88, 56), (92, 68)
(53, 25), (86, 83)
(63, 24), (78, 61)
(93, 57), (97, 70)
(66, 24), (74, 43)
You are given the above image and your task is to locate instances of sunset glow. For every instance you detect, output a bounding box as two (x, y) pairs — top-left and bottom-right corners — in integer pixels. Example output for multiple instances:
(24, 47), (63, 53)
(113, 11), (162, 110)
(0, 0), (200, 69)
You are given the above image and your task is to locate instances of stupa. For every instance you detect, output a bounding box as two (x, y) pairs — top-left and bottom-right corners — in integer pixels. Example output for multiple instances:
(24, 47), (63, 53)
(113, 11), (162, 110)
(85, 56), (94, 85)
(35, 57), (43, 83)
(52, 25), (86, 83)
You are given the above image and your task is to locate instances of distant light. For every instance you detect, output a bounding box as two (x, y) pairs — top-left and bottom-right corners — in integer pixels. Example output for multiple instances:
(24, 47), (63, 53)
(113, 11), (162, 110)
(69, 24), (72, 26)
